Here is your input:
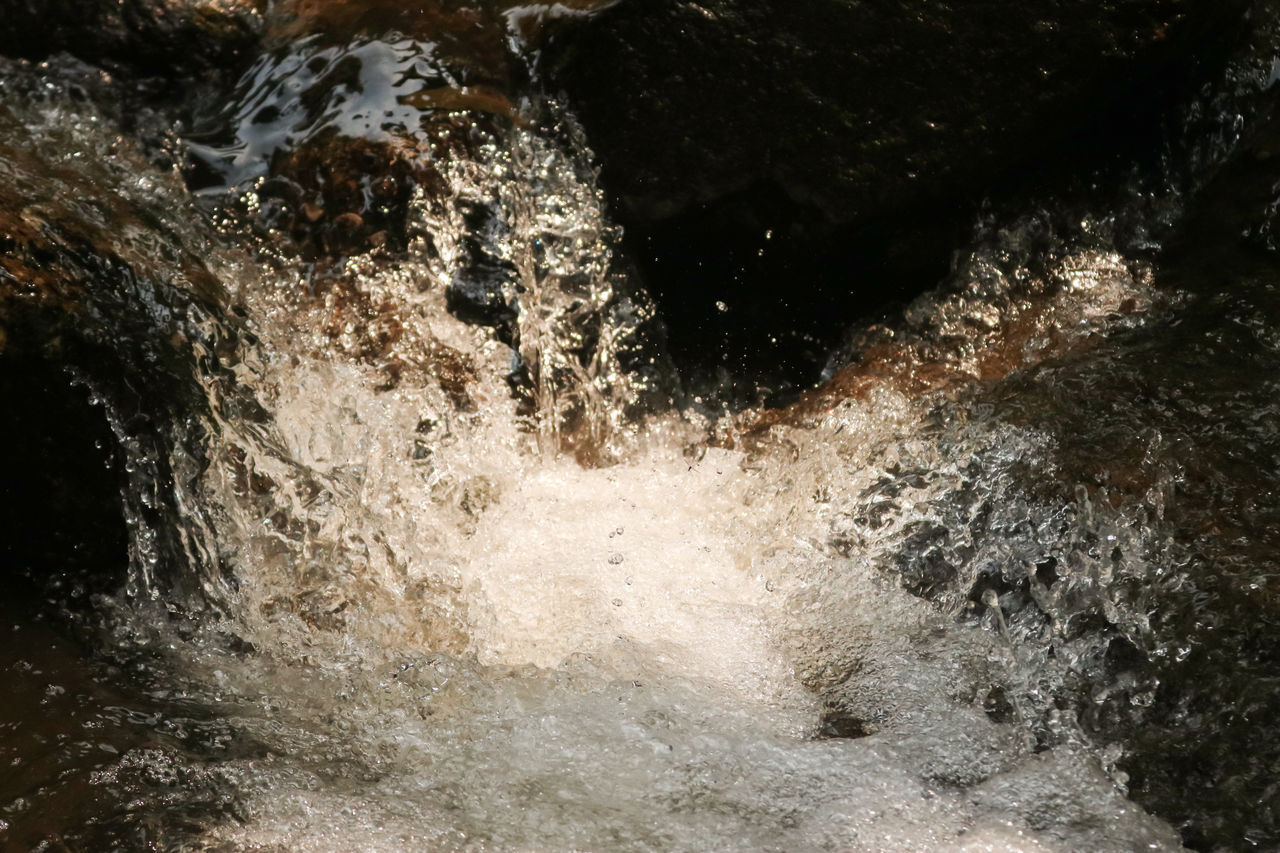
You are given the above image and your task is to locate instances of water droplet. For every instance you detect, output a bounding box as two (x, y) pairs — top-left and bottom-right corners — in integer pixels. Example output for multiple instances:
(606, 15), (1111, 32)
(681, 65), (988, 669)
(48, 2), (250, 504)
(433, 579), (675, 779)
(608, 553), (624, 565)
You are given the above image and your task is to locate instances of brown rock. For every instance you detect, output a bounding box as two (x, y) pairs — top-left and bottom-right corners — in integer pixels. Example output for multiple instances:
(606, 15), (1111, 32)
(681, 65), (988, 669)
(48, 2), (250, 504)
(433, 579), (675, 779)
(0, 0), (264, 77)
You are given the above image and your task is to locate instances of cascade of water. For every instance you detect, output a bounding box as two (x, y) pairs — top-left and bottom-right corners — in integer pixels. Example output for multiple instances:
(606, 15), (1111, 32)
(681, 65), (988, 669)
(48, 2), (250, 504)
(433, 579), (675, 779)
(8, 3), (1280, 850)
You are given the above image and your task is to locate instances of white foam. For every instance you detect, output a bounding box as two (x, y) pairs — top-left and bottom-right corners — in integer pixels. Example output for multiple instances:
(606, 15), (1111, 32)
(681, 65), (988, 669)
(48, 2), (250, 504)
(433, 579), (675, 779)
(462, 448), (813, 723)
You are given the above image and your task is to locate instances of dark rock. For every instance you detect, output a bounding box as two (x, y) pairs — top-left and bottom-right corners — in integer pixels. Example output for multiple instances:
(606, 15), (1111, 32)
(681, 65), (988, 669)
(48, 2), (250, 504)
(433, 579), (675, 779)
(818, 705), (873, 739)
(265, 0), (617, 80)
(447, 256), (520, 331)
(267, 0), (513, 85)
(544, 0), (1251, 389)
(446, 200), (520, 334)
(0, 0), (263, 77)
(550, 0), (1246, 226)
(983, 687), (1017, 725)
(0, 347), (127, 604)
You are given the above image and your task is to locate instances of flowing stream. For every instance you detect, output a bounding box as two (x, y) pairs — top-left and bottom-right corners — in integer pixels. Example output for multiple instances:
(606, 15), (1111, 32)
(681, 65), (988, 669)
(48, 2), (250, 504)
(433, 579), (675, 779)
(5, 4), (1280, 851)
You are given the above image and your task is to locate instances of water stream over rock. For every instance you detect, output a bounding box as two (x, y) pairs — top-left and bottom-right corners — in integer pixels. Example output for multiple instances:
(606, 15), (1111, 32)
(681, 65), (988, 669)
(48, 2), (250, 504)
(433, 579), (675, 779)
(5, 2), (1280, 850)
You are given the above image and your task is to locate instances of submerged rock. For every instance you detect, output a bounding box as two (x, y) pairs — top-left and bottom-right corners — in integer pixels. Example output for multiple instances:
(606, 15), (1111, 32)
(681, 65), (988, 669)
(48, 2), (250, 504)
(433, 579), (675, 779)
(184, 32), (501, 248)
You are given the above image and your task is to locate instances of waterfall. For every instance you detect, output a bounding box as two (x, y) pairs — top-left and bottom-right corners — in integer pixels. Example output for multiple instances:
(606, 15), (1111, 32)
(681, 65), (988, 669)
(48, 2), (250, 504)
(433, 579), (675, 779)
(5, 3), (1280, 850)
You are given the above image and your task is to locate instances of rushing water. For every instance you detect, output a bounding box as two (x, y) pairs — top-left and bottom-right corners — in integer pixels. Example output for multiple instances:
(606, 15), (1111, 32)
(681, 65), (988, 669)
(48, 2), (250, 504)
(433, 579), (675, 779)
(5, 3), (1280, 851)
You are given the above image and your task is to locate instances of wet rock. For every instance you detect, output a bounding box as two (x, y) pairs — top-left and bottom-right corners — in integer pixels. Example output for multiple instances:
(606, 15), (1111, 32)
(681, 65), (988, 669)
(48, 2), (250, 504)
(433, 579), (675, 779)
(314, 269), (479, 403)
(549, 0), (1246, 225)
(817, 705), (873, 740)
(447, 255), (520, 331)
(268, 0), (615, 76)
(983, 279), (1280, 850)
(0, 122), (228, 356)
(0, 59), (246, 605)
(544, 0), (1250, 387)
(0, 88), (228, 360)
(0, 0), (263, 77)
(268, 0), (514, 85)
(786, 73), (1280, 844)
(735, 239), (1159, 444)
(178, 30), (514, 400)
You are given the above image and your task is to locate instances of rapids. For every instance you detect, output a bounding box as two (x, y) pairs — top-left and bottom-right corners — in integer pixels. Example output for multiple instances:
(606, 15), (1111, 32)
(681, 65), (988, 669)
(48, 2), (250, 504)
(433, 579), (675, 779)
(5, 2), (1280, 851)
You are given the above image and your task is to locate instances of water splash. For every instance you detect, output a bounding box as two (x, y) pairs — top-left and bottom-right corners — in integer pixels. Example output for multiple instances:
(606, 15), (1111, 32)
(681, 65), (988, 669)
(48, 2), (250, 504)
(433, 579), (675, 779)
(8, 15), (1280, 851)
